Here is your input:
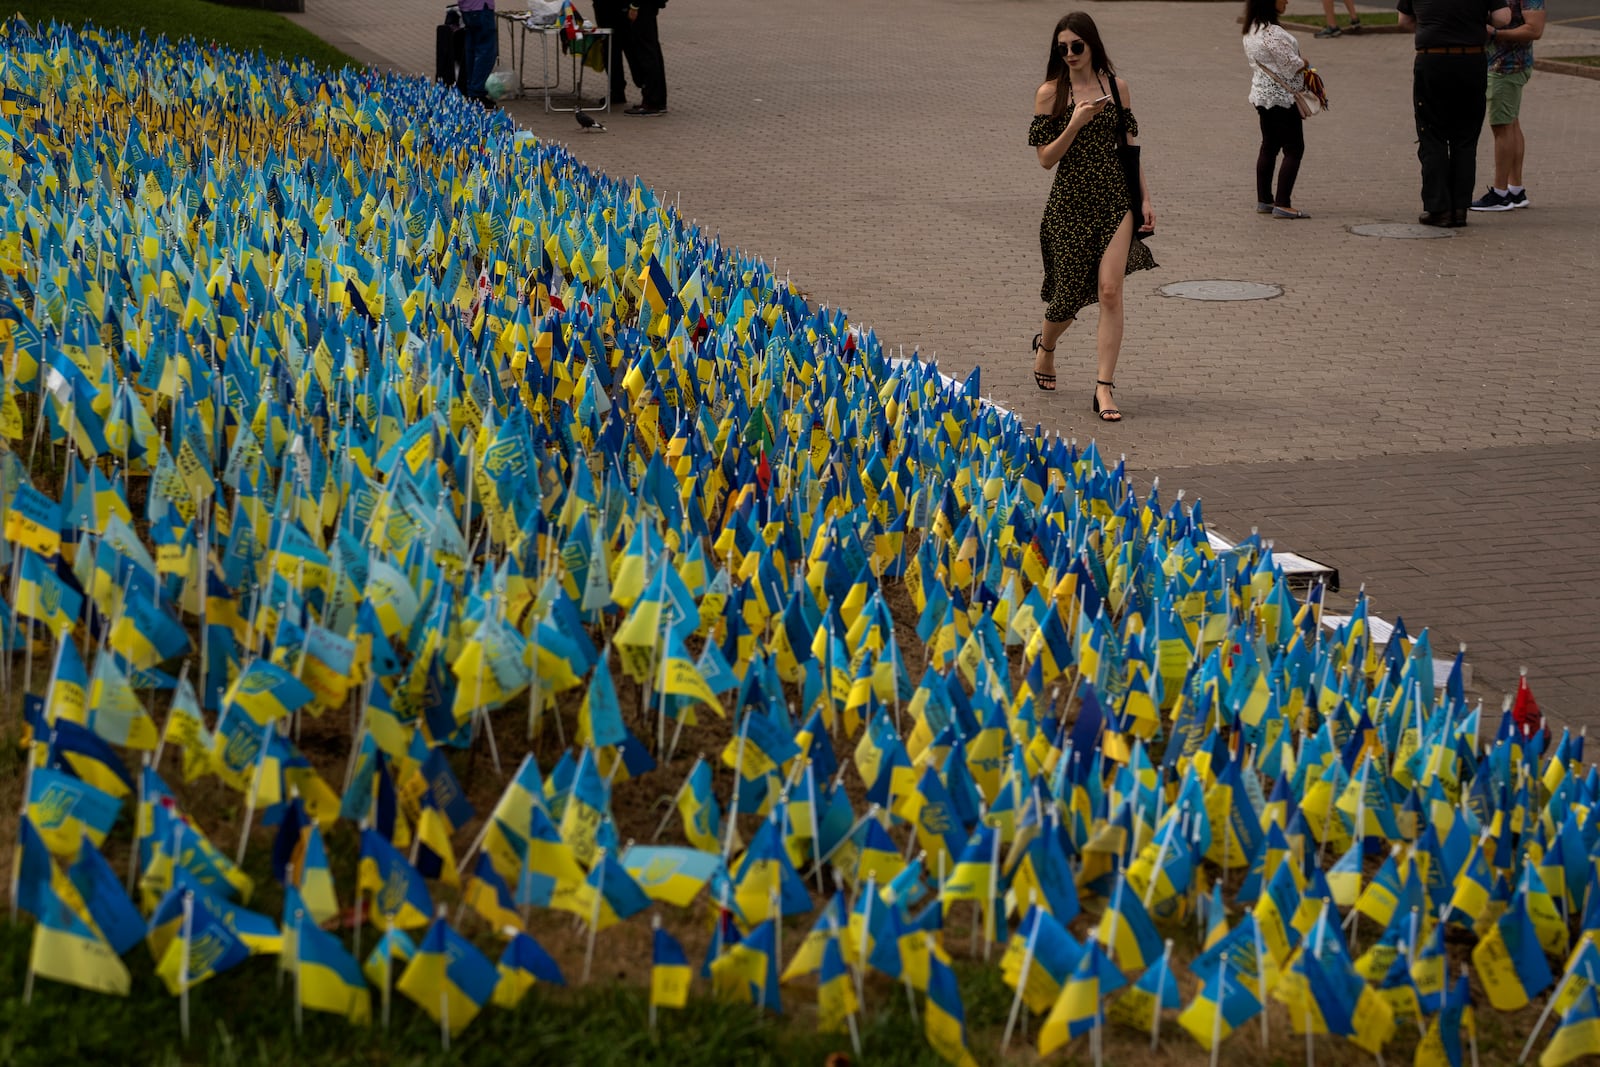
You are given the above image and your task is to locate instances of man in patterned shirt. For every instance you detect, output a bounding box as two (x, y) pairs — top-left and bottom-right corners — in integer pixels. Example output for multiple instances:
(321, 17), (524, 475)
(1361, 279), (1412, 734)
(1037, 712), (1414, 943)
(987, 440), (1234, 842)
(1470, 0), (1545, 211)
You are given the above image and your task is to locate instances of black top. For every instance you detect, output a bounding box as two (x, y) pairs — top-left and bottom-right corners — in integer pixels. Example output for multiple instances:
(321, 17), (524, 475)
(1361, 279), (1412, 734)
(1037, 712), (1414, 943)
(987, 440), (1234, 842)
(1397, 0), (1509, 49)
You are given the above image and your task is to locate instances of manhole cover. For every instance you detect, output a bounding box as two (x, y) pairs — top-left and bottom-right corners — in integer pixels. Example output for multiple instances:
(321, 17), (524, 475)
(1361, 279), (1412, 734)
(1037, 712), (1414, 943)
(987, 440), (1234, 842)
(1158, 280), (1282, 301)
(1349, 223), (1455, 240)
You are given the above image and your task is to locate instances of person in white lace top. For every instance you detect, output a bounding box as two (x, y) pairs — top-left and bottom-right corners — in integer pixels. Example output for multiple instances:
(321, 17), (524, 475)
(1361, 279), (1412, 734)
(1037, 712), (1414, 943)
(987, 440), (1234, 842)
(1242, 0), (1312, 218)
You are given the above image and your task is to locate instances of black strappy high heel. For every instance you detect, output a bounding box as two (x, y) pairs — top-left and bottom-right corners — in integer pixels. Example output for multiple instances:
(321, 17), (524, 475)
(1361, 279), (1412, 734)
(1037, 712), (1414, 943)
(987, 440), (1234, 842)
(1032, 333), (1056, 391)
(1092, 379), (1121, 421)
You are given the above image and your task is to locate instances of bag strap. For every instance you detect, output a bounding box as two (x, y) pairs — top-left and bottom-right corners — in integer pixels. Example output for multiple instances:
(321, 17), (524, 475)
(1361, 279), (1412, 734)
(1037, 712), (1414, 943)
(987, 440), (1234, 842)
(1256, 61), (1299, 93)
(1107, 74), (1129, 142)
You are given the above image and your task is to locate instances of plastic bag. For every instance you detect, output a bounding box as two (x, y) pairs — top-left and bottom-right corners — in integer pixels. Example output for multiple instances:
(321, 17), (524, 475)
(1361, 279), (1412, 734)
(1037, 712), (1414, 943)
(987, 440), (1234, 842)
(485, 70), (516, 101)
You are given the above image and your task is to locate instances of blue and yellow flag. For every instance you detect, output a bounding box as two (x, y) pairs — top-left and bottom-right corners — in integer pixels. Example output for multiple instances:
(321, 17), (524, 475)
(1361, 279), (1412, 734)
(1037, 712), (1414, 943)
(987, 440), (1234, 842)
(28, 876), (132, 997)
(357, 828), (433, 930)
(398, 917), (499, 1037)
(1542, 983), (1600, 1067)
(817, 928), (859, 1034)
(1040, 939), (1125, 1054)
(710, 917), (781, 1013)
(925, 938), (979, 1067)
(293, 904), (372, 1026)
(493, 931), (566, 1008)
(1177, 955), (1262, 1049)
(1473, 893), (1553, 1011)
(155, 890), (254, 995)
(651, 923), (692, 1011)
(675, 756), (724, 853)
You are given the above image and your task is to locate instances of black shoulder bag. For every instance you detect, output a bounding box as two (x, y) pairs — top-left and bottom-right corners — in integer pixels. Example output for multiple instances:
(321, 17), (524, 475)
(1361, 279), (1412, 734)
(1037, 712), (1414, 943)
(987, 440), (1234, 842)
(1107, 77), (1152, 239)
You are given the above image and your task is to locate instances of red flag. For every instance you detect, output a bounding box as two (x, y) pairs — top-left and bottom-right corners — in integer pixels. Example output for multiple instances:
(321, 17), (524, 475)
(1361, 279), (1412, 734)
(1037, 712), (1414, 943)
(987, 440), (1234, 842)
(1511, 672), (1542, 740)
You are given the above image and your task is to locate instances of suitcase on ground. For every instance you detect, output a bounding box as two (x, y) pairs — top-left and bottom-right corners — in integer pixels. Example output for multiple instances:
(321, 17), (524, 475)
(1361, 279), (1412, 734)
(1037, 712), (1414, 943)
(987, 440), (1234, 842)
(436, 9), (464, 86)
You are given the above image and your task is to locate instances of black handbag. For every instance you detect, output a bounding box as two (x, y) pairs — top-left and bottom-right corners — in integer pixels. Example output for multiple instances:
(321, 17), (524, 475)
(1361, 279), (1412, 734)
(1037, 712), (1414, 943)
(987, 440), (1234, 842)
(1107, 77), (1152, 238)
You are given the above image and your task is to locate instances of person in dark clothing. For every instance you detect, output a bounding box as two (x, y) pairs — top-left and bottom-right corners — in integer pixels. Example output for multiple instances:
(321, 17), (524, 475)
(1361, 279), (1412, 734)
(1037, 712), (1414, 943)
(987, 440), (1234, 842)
(457, 0), (499, 106)
(622, 1), (668, 116)
(592, 0), (632, 107)
(1397, 0), (1512, 227)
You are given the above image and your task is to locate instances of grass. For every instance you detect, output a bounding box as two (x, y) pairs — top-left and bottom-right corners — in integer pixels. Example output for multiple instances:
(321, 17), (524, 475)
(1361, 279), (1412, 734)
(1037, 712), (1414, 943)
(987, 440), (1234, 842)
(1547, 55), (1600, 67)
(5, 0), (354, 69)
(0, 920), (974, 1067)
(1283, 11), (1401, 27)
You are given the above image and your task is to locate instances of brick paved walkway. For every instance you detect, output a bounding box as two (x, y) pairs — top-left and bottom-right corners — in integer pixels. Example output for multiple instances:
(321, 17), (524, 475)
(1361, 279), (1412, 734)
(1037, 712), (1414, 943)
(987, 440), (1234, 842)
(293, 0), (1600, 726)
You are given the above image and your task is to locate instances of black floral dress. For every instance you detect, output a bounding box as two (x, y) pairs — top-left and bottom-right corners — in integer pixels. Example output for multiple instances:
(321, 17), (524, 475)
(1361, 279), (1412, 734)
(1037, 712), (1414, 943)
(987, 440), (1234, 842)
(1029, 94), (1157, 323)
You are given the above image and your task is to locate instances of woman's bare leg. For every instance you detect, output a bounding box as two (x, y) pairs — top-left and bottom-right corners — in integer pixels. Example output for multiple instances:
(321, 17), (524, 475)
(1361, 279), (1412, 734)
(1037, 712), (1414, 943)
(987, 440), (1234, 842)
(1094, 212), (1134, 415)
(1034, 316), (1072, 377)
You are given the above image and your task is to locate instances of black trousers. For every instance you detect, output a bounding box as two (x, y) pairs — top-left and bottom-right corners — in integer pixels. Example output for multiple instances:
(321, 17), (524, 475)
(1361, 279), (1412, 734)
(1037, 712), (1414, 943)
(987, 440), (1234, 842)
(592, 0), (631, 100)
(1255, 104), (1305, 207)
(1413, 53), (1487, 215)
(621, 4), (667, 109)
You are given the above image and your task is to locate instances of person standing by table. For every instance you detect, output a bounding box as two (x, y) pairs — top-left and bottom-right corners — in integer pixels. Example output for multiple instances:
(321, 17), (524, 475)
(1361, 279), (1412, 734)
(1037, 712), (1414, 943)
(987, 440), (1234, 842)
(1398, 0), (1511, 227)
(622, 1), (668, 116)
(593, 0), (633, 108)
(458, 0), (499, 107)
(1469, 0), (1544, 211)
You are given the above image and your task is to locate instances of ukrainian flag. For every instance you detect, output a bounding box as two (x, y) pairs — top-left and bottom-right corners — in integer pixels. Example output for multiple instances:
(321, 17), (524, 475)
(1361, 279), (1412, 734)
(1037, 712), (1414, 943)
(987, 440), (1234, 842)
(1040, 940), (1125, 1054)
(1108, 946), (1180, 1034)
(397, 917), (498, 1037)
(710, 918), (781, 1013)
(1177, 957), (1262, 1049)
(519, 807), (587, 908)
(155, 890), (253, 994)
(924, 939), (979, 1067)
(1473, 894), (1553, 1011)
(357, 828), (432, 930)
(482, 753), (547, 882)
(622, 845), (722, 909)
(1002, 905), (1081, 1014)
(27, 765), (121, 855)
(676, 757), (723, 853)
(294, 907), (372, 1026)
(817, 930), (858, 1034)
(17, 549), (81, 636)
(781, 892), (849, 983)
(651, 924), (692, 1010)
(221, 658), (315, 725)
(730, 816), (810, 923)
(463, 853), (521, 931)
(28, 878), (131, 996)
(493, 931), (565, 1008)
(361, 927), (416, 991)
(1542, 984), (1600, 1067)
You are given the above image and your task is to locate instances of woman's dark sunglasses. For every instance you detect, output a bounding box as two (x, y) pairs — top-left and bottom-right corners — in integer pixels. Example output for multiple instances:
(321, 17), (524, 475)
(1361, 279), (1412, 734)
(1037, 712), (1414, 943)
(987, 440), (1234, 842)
(1057, 40), (1086, 57)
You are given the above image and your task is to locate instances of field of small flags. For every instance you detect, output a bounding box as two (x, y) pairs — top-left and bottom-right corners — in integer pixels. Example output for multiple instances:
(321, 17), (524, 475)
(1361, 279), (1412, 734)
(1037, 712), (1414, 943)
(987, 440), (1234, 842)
(4, 13), (1600, 1067)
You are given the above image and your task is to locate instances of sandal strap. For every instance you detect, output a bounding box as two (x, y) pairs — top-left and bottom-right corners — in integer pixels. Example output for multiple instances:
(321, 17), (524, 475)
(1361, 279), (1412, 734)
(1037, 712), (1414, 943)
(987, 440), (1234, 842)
(1096, 379), (1115, 387)
(1038, 345), (1055, 353)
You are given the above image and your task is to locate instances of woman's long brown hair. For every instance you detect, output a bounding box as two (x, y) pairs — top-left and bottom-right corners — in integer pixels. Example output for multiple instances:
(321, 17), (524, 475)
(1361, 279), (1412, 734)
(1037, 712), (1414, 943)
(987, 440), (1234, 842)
(1043, 12), (1116, 119)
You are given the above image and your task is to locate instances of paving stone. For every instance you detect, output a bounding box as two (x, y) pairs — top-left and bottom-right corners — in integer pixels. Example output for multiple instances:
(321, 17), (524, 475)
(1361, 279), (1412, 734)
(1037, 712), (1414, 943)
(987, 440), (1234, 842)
(289, 0), (1600, 728)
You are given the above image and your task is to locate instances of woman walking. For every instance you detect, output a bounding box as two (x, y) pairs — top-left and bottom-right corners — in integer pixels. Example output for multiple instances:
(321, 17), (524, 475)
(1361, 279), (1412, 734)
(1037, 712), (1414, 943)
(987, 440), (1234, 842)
(1028, 12), (1155, 423)
(1243, 0), (1314, 219)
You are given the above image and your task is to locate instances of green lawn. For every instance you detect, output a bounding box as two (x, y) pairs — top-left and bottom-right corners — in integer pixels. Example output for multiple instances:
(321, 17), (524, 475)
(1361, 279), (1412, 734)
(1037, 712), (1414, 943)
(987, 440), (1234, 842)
(0, 921), (984, 1067)
(7, 0), (354, 69)
(1548, 55), (1600, 67)
(1284, 11), (1402, 27)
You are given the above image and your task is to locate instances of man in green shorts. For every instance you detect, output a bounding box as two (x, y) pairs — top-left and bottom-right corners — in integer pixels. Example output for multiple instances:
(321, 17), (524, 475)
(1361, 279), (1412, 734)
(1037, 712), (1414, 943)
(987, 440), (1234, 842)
(1470, 0), (1544, 211)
